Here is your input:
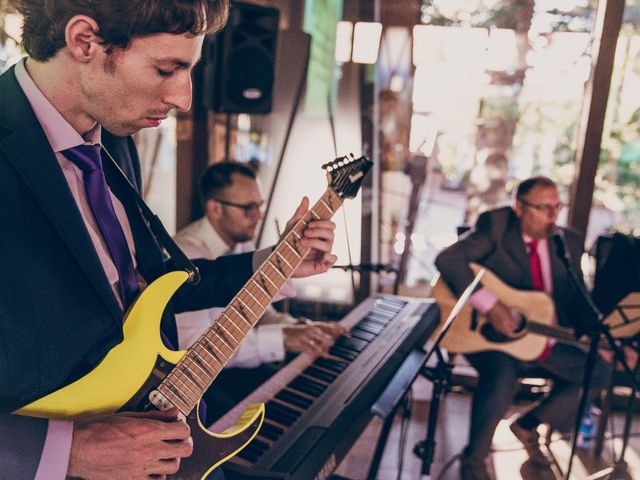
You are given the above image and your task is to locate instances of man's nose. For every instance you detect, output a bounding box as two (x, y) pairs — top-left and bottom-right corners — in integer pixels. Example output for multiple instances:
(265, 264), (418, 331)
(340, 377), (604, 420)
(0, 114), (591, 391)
(165, 74), (192, 112)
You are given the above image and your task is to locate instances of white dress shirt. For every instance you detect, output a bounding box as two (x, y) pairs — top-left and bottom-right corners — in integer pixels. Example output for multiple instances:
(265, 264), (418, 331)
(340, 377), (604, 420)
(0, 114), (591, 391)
(174, 218), (297, 368)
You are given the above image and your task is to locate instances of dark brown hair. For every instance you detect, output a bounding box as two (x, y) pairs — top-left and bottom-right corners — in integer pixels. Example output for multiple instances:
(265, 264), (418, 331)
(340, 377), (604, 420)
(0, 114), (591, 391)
(14, 0), (229, 61)
(516, 175), (557, 199)
(199, 161), (257, 205)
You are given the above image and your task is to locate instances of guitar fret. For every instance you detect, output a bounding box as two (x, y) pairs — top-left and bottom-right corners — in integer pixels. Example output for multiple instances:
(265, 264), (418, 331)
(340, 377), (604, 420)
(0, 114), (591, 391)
(200, 336), (227, 364)
(236, 297), (257, 322)
(309, 210), (321, 220)
(248, 278), (271, 304)
(206, 329), (233, 356)
(159, 382), (190, 413)
(267, 259), (287, 280)
(223, 316), (247, 339)
(188, 352), (216, 379)
(191, 348), (220, 374)
(177, 363), (206, 392)
(249, 277), (269, 297)
(215, 322), (239, 347)
(319, 198), (334, 213)
(227, 304), (252, 327)
(282, 241), (302, 261)
(171, 371), (200, 404)
(181, 356), (209, 387)
(260, 271), (280, 293)
(244, 288), (265, 311)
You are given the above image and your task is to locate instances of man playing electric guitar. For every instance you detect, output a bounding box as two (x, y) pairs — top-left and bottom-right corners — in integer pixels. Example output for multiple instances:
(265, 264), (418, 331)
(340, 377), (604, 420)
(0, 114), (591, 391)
(435, 176), (614, 480)
(0, 1), (338, 479)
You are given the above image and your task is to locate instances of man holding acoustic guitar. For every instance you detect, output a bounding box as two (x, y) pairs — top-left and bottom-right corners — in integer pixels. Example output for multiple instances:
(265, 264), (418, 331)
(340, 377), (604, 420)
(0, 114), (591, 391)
(436, 176), (623, 480)
(0, 1), (340, 479)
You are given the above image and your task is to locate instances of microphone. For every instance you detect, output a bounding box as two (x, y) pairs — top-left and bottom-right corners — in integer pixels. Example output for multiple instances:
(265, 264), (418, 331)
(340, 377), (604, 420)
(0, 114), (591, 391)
(551, 227), (571, 265)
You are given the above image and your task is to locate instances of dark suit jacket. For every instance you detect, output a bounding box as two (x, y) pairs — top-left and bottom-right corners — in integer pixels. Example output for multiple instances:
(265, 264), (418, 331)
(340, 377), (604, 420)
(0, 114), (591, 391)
(0, 65), (253, 478)
(435, 206), (587, 330)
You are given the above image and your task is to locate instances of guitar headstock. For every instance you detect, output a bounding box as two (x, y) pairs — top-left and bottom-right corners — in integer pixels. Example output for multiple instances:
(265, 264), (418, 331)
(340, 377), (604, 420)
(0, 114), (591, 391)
(322, 154), (373, 199)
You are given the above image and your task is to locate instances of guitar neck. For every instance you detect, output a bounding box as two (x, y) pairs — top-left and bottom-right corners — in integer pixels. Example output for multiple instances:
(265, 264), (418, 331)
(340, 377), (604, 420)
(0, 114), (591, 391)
(159, 188), (344, 414)
(527, 322), (605, 350)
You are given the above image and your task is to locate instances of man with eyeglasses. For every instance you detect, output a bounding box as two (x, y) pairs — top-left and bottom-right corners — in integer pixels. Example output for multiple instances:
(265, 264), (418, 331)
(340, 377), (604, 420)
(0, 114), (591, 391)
(435, 176), (615, 480)
(174, 161), (345, 423)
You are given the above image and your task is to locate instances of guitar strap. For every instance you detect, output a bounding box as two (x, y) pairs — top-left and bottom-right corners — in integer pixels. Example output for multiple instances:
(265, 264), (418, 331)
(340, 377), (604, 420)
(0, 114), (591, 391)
(100, 144), (201, 286)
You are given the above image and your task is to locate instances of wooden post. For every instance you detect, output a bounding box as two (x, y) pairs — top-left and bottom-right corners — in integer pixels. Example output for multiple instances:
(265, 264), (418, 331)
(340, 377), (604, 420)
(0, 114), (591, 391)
(568, 0), (625, 236)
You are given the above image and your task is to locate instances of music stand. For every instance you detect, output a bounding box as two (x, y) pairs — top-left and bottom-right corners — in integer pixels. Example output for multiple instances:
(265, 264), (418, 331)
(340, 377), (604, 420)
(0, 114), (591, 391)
(413, 269), (486, 478)
(551, 235), (640, 480)
(583, 293), (640, 480)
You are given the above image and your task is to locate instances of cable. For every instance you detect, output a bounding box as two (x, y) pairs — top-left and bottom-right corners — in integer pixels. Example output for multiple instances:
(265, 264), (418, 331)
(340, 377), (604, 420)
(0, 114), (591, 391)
(434, 451), (464, 480)
(396, 390), (413, 480)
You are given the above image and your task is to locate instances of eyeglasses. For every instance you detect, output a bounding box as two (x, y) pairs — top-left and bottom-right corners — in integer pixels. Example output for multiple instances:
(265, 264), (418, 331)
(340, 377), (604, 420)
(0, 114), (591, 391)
(519, 199), (564, 215)
(214, 198), (265, 217)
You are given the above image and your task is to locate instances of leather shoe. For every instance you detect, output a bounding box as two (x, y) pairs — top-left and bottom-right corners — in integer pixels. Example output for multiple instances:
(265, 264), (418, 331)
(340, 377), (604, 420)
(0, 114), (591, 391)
(509, 421), (551, 466)
(460, 454), (491, 480)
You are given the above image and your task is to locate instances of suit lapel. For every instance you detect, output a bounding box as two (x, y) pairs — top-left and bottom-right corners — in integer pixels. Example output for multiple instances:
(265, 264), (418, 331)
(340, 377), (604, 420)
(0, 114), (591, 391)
(503, 215), (534, 288)
(0, 70), (122, 321)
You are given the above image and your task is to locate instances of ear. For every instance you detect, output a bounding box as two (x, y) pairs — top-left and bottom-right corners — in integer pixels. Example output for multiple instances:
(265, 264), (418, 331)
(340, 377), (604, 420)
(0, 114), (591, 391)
(514, 200), (524, 219)
(65, 15), (103, 63)
(205, 199), (222, 220)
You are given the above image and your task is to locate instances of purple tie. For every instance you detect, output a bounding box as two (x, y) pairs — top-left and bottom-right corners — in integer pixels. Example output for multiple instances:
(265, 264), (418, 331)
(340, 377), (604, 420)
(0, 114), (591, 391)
(63, 144), (139, 308)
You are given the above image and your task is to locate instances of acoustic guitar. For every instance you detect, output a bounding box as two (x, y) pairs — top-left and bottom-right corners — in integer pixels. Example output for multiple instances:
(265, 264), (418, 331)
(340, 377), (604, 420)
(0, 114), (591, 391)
(15, 155), (372, 479)
(433, 263), (598, 361)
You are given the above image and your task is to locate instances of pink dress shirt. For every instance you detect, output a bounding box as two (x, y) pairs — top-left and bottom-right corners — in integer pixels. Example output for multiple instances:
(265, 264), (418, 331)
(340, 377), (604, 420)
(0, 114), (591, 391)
(15, 57), (139, 480)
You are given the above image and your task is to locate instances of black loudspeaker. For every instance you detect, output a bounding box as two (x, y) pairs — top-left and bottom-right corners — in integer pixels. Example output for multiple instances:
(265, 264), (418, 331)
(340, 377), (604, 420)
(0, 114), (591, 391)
(203, 1), (279, 114)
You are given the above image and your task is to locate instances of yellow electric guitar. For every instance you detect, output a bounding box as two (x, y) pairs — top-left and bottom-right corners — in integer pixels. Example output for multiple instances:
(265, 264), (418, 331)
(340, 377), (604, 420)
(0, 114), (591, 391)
(15, 155), (372, 479)
(434, 263), (590, 361)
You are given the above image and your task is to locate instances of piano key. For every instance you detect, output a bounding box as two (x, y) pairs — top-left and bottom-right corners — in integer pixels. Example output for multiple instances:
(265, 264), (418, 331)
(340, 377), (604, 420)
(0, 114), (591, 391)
(289, 376), (327, 397)
(259, 422), (285, 441)
(275, 389), (314, 409)
(335, 336), (369, 352)
(303, 366), (337, 383)
(349, 328), (376, 342)
(329, 345), (359, 361)
(354, 322), (384, 335)
(314, 357), (349, 373)
(265, 407), (297, 427)
(268, 400), (302, 419)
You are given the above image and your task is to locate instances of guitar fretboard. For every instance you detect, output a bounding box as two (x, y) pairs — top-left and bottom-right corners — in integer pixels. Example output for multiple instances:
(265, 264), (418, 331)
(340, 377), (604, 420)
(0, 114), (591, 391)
(158, 188), (344, 415)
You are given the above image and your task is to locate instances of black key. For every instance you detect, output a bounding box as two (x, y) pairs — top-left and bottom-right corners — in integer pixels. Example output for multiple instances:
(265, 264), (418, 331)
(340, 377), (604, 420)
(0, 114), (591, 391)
(265, 407), (296, 427)
(289, 376), (327, 397)
(304, 365), (337, 383)
(268, 400), (301, 419)
(276, 389), (313, 409)
(314, 357), (349, 373)
(329, 345), (358, 361)
(236, 448), (259, 463)
(259, 422), (284, 441)
(336, 336), (368, 352)
(349, 328), (376, 342)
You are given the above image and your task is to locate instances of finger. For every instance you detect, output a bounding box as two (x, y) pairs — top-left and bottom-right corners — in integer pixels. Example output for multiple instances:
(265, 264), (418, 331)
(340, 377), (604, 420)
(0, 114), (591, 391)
(304, 220), (336, 232)
(286, 197), (309, 230)
(155, 419), (191, 441)
(302, 226), (335, 242)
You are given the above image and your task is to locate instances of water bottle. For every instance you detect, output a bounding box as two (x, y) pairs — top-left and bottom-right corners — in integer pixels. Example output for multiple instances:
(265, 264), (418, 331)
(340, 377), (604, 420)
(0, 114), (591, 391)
(577, 405), (594, 449)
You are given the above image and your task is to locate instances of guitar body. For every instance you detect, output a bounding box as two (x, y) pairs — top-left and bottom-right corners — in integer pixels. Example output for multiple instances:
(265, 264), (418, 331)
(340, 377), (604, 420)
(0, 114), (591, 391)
(15, 271), (264, 478)
(435, 264), (557, 361)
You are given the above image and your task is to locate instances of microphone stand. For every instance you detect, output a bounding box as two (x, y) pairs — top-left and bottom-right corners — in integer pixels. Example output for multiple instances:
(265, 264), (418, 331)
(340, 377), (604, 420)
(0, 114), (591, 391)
(553, 233), (640, 480)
